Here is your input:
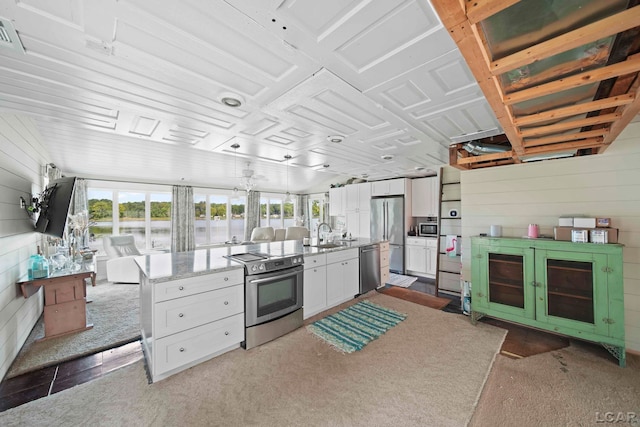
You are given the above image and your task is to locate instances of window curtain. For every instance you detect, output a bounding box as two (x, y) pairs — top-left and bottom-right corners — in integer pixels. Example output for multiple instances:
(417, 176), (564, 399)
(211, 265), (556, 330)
(68, 178), (89, 247)
(296, 194), (310, 229)
(323, 192), (330, 223)
(171, 185), (195, 253)
(46, 163), (62, 182)
(244, 190), (260, 241)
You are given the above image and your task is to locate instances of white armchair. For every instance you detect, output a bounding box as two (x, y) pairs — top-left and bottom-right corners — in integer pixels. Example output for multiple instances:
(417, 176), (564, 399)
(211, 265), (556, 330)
(104, 235), (142, 284)
(285, 226), (310, 241)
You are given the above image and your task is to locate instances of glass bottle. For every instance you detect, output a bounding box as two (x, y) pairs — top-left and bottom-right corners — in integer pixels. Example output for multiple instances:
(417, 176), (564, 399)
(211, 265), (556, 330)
(28, 246), (50, 279)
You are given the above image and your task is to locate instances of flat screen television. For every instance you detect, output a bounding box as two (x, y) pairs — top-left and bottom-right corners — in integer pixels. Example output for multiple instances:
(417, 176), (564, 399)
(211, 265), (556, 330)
(34, 176), (77, 238)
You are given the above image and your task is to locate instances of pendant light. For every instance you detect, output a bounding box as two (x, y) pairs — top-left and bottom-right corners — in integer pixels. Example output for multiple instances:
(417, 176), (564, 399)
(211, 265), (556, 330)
(231, 143), (240, 195)
(284, 154), (292, 203)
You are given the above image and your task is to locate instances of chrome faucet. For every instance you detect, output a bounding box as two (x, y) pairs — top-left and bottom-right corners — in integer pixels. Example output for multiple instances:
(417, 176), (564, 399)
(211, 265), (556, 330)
(317, 222), (332, 243)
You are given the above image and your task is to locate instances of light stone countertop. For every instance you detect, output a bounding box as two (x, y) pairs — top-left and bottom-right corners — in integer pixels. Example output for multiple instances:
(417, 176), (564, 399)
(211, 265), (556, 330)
(136, 237), (383, 282)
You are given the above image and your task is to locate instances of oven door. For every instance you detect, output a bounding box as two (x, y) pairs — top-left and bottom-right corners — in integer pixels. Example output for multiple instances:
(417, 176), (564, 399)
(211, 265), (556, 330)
(245, 265), (303, 327)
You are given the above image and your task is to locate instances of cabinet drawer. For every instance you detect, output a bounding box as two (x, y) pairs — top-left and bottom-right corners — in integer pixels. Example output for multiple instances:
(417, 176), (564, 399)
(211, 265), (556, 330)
(154, 285), (243, 338)
(304, 253), (327, 270)
(426, 238), (438, 248)
(380, 250), (389, 268)
(406, 237), (427, 246)
(154, 269), (244, 302)
(326, 248), (358, 264)
(380, 268), (390, 287)
(154, 313), (244, 375)
(379, 241), (389, 252)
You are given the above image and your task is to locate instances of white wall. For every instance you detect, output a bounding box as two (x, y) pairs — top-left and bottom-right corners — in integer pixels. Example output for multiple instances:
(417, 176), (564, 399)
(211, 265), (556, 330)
(459, 121), (640, 353)
(0, 115), (51, 380)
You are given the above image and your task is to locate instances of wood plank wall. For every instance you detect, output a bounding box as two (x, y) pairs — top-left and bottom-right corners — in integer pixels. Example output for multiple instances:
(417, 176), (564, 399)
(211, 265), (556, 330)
(460, 121), (640, 352)
(0, 115), (51, 380)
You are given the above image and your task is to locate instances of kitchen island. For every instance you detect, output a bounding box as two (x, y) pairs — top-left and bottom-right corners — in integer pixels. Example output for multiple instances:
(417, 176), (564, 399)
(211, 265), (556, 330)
(136, 238), (384, 382)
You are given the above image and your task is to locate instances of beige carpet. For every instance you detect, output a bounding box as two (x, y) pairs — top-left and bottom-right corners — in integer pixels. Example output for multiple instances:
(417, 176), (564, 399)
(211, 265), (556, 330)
(6, 281), (140, 378)
(471, 340), (640, 427)
(0, 293), (506, 426)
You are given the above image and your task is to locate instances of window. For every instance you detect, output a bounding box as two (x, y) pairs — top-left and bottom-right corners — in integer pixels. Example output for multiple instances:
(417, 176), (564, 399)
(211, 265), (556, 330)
(309, 194), (325, 235)
(87, 183), (172, 255)
(193, 191), (241, 246)
(257, 194), (297, 229)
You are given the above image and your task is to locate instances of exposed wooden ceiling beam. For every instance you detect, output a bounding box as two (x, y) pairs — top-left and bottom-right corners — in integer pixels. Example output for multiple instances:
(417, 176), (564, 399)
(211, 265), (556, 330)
(491, 7), (640, 75)
(505, 56), (640, 105)
(520, 113), (621, 138)
(600, 71), (640, 151)
(466, 0), (520, 25)
(523, 129), (609, 147)
(514, 94), (634, 126)
(523, 137), (605, 155)
(456, 149), (514, 165)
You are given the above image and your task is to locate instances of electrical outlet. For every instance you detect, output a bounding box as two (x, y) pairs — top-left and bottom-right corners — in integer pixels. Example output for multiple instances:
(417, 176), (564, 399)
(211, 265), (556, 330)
(19, 197), (26, 209)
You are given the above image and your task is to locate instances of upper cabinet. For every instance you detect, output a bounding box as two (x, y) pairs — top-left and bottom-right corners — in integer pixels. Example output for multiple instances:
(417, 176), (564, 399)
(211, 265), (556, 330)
(411, 177), (439, 217)
(329, 187), (345, 217)
(345, 182), (371, 212)
(371, 178), (406, 196)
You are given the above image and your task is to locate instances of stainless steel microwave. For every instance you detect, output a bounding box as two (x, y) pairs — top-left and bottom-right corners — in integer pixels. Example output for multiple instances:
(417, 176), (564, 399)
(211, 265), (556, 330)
(418, 222), (437, 236)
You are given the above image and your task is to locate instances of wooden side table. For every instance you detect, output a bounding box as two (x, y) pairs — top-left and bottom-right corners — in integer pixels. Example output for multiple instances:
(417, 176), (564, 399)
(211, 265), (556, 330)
(18, 268), (95, 341)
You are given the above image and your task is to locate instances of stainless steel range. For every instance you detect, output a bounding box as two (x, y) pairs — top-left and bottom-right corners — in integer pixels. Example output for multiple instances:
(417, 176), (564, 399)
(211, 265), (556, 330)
(225, 250), (304, 350)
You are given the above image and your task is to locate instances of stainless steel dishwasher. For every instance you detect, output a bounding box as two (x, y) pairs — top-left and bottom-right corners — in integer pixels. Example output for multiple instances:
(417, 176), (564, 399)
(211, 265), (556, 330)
(360, 243), (380, 294)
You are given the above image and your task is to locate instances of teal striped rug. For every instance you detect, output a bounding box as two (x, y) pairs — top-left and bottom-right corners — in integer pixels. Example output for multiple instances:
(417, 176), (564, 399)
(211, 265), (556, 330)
(307, 300), (407, 353)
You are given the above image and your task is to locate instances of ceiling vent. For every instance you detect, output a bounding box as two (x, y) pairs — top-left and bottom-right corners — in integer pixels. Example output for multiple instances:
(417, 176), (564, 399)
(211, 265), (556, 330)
(0, 18), (25, 54)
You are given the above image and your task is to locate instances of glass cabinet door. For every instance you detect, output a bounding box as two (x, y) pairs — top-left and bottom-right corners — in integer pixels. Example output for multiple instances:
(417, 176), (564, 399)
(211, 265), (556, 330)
(476, 245), (535, 319)
(535, 250), (608, 335)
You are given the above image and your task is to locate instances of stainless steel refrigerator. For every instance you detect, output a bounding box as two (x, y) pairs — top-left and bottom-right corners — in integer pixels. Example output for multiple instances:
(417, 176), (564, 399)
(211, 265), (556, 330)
(370, 196), (405, 274)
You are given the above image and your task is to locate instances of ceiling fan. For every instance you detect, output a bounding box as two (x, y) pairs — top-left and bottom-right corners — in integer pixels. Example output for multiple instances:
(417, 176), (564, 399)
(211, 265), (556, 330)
(237, 162), (267, 192)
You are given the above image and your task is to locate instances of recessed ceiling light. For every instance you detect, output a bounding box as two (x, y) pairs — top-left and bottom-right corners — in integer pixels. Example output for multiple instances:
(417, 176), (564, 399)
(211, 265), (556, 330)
(381, 154), (394, 160)
(327, 135), (344, 143)
(414, 166), (426, 171)
(219, 92), (244, 108)
(361, 174), (368, 178)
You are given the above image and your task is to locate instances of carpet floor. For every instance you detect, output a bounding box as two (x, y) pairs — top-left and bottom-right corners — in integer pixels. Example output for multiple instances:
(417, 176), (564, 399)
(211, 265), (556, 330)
(6, 281), (140, 379)
(0, 293), (506, 427)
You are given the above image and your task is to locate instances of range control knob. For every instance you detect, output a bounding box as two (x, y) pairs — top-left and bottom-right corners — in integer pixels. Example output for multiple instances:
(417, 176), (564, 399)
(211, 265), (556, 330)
(259, 264), (265, 271)
(251, 265), (258, 273)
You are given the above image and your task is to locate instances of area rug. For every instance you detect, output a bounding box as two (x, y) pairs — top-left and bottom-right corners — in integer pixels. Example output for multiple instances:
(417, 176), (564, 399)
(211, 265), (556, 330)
(0, 293), (507, 426)
(386, 272), (418, 288)
(6, 281), (140, 379)
(307, 300), (407, 353)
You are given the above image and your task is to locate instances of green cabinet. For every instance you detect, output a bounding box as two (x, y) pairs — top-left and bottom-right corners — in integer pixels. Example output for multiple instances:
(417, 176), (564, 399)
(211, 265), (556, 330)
(471, 237), (625, 366)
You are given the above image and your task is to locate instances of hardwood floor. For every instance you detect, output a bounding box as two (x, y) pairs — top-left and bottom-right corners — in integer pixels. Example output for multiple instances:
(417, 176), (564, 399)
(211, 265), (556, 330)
(0, 340), (142, 413)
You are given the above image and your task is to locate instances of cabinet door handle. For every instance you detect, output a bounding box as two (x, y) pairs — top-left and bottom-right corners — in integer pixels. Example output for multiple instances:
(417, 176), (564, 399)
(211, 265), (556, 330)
(224, 277), (229, 281)
(179, 347), (185, 352)
(225, 331), (230, 336)
(178, 313), (184, 317)
(224, 301), (229, 305)
(179, 286), (184, 291)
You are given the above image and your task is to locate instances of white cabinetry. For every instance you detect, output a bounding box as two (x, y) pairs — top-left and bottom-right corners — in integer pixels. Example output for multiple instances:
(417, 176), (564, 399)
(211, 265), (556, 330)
(411, 177), (439, 217)
(140, 268), (245, 382)
(345, 182), (371, 238)
(371, 178), (406, 196)
(303, 249), (359, 319)
(303, 253), (327, 319)
(379, 241), (390, 288)
(329, 187), (346, 217)
(326, 249), (359, 307)
(406, 237), (437, 277)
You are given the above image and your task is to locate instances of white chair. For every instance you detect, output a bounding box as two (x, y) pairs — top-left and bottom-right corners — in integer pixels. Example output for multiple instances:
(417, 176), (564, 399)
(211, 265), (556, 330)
(285, 226), (310, 241)
(250, 227), (275, 243)
(104, 235), (142, 284)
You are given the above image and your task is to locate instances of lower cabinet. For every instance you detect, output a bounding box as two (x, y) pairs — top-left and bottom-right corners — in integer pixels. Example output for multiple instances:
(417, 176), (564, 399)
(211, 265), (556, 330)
(140, 268), (245, 382)
(303, 249), (359, 319)
(471, 236), (626, 366)
(406, 237), (437, 277)
(303, 254), (327, 319)
(326, 249), (359, 307)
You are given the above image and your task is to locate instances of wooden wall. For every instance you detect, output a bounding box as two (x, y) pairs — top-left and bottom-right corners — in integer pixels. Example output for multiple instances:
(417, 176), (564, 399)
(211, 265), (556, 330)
(0, 115), (51, 380)
(460, 121), (640, 352)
